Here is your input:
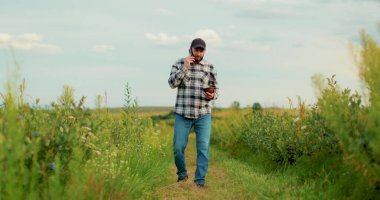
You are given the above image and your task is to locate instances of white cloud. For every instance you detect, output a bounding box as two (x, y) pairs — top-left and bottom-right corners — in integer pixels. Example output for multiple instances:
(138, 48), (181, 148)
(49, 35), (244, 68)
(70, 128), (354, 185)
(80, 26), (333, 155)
(145, 29), (224, 48)
(156, 8), (175, 16)
(11, 42), (61, 52)
(303, 36), (357, 77)
(194, 29), (223, 47)
(0, 33), (12, 43)
(17, 33), (42, 42)
(144, 29), (273, 52)
(144, 32), (180, 46)
(0, 32), (61, 53)
(92, 45), (115, 53)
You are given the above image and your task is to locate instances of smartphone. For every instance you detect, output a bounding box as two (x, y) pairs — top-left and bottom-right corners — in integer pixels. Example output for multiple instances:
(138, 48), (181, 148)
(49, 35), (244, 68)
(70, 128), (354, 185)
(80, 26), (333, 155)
(189, 48), (198, 63)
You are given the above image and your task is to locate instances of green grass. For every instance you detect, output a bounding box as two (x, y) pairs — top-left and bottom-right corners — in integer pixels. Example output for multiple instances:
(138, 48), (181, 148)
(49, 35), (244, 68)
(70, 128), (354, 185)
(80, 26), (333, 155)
(212, 143), (377, 200)
(107, 106), (173, 114)
(0, 84), (173, 200)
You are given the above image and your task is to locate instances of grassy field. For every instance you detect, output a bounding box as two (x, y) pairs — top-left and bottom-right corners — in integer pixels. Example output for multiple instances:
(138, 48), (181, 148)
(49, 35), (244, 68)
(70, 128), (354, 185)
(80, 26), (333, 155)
(1, 88), (379, 199)
(1, 26), (380, 200)
(106, 106), (173, 118)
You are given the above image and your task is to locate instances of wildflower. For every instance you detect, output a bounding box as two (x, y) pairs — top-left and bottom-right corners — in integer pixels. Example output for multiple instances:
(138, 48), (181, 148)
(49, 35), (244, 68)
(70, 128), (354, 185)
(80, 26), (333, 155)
(48, 162), (55, 171)
(45, 139), (50, 146)
(82, 126), (91, 132)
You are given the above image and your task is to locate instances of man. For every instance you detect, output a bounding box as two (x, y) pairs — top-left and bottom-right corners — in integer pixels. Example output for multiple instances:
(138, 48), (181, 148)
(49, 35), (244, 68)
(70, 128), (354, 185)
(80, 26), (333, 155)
(168, 38), (219, 188)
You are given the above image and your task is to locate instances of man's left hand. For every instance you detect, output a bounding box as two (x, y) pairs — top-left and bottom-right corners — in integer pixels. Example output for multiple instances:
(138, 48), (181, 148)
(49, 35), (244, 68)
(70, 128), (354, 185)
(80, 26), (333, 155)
(204, 91), (215, 100)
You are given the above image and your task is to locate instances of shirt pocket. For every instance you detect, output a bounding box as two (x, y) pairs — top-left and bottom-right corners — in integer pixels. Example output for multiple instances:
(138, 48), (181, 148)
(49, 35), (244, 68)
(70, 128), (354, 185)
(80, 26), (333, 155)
(200, 71), (210, 88)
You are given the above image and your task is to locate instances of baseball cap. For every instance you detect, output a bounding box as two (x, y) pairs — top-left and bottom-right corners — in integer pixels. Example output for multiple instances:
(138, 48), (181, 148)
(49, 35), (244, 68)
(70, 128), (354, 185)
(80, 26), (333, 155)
(191, 38), (206, 50)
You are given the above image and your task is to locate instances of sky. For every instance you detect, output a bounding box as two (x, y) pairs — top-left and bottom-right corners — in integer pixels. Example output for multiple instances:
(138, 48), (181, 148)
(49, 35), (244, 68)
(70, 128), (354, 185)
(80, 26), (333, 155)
(1, 0), (380, 108)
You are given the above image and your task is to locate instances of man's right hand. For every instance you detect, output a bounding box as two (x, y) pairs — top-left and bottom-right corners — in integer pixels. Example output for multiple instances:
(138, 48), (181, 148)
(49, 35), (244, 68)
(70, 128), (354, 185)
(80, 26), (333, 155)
(184, 56), (195, 70)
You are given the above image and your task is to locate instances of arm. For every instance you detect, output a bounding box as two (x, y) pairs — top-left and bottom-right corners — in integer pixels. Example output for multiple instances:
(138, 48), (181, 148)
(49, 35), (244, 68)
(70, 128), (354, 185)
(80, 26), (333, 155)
(168, 56), (194, 89)
(168, 60), (187, 89)
(210, 66), (219, 100)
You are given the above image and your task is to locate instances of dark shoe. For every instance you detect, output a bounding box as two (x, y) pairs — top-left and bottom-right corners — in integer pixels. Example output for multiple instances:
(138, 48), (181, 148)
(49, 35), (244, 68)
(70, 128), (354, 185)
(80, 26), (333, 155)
(177, 175), (188, 182)
(195, 183), (206, 188)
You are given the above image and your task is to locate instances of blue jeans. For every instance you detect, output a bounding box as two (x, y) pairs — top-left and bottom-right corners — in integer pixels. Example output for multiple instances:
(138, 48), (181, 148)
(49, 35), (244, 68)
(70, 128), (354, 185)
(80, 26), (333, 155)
(173, 113), (211, 185)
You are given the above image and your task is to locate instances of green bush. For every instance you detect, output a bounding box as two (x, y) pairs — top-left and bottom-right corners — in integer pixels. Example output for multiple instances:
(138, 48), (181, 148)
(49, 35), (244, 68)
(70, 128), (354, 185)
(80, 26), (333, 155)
(0, 83), (172, 199)
(210, 28), (380, 198)
(251, 102), (262, 112)
(240, 107), (338, 165)
(314, 32), (380, 191)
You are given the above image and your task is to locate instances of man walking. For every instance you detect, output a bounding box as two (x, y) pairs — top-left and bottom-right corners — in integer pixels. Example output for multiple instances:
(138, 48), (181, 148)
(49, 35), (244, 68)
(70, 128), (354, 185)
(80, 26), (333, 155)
(168, 38), (219, 188)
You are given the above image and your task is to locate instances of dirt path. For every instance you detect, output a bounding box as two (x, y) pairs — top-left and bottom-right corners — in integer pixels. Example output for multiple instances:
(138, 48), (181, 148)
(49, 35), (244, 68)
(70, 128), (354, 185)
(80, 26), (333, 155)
(151, 134), (251, 200)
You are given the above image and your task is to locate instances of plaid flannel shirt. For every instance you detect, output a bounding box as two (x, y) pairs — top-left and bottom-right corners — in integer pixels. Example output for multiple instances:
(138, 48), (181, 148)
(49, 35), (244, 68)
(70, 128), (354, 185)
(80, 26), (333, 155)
(168, 58), (219, 119)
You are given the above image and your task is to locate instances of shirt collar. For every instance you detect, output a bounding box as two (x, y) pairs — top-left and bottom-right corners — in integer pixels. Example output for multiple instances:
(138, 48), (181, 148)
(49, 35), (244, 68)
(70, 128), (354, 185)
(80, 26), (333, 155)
(198, 59), (207, 66)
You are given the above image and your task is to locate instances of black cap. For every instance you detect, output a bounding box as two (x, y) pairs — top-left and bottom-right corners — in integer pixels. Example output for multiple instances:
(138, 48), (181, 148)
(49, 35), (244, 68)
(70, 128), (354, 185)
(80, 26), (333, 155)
(191, 38), (206, 50)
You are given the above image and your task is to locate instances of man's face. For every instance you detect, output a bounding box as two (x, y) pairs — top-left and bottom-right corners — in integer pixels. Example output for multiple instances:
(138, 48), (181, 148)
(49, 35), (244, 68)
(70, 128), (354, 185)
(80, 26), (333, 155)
(191, 47), (205, 62)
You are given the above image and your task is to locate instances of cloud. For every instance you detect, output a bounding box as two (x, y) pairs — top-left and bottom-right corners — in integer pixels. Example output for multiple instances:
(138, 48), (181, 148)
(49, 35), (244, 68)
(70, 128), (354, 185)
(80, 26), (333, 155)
(156, 8), (175, 16)
(10, 42), (61, 52)
(0, 33), (12, 43)
(144, 29), (273, 52)
(17, 33), (42, 42)
(144, 32), (180, 46)
(145, 29), (223, 48)
(194, 29), (223, 47)
(0, 33), (62, 53)
(92, 45), (115, 53)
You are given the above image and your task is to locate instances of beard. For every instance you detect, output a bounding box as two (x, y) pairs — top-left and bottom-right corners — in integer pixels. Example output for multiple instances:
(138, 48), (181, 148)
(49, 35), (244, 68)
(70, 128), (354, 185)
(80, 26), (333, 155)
(194, 56), (203, 63)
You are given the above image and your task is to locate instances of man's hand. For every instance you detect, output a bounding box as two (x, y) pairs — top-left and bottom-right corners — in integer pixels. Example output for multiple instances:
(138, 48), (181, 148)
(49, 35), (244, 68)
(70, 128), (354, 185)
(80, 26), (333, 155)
(204, 91), (215, 100)
(184, 56), (195, 70)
